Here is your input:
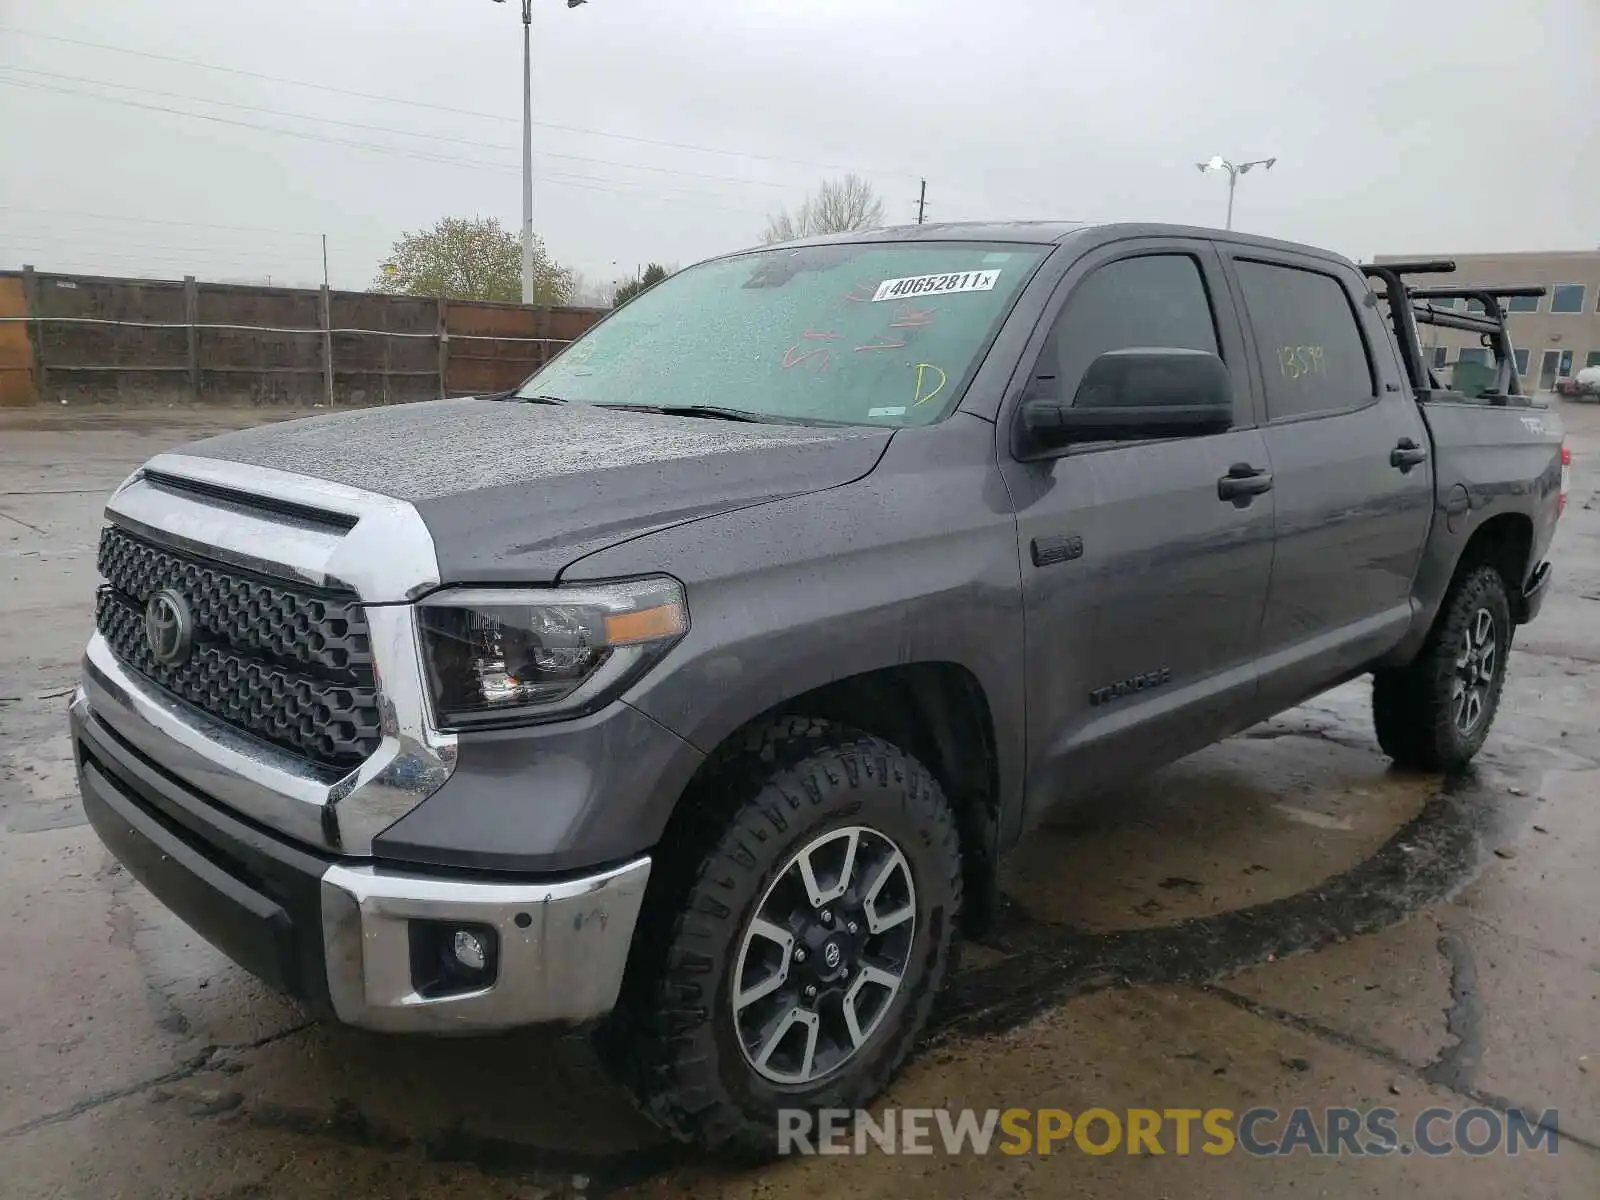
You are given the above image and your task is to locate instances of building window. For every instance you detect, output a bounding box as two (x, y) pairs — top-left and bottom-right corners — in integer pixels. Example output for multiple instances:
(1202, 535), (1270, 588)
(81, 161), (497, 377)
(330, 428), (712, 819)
(1586, 351), (1600, 369)
(1550, 284), (1585, 313)
(1431, 296), (1456, 309)
(1466, 299), (1486, 315)
(1505, 294), (1540, 313)
(1431, 347), (1448, 368)
(1514, 348), (1531, 375)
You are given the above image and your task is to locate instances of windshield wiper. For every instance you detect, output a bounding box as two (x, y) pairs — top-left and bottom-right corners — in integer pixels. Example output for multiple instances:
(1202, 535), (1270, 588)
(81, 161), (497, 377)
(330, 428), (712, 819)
(507, 392), (568, 405)
(592, 403), (843, 426)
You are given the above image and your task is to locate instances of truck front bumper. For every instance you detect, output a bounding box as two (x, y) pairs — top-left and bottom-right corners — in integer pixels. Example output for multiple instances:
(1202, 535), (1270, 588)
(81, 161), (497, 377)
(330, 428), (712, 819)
(71, 690), (650, 1034)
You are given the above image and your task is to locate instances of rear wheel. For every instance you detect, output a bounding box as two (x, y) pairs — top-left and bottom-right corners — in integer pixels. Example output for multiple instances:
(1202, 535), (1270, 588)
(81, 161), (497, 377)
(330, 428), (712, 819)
(601, 718), (963, 1156)
(1372, 563), (1512, 771)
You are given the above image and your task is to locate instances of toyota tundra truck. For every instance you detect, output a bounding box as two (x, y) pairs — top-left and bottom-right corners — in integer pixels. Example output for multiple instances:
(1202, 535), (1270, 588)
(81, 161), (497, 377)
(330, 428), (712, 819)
(71, 224), (1567, 1154)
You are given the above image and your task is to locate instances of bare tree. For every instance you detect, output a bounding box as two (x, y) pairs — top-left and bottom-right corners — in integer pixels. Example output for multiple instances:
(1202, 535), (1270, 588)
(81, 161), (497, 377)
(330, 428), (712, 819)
(761, 174), (886, 245)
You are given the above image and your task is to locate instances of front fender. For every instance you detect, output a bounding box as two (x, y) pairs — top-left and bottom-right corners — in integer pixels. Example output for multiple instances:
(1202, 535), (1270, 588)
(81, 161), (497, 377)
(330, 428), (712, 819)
(563, 416), (1028, 836)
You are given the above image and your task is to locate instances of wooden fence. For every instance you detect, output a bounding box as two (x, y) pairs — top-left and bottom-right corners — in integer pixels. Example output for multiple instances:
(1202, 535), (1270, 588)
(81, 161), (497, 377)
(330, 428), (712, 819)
(0, 266), (607, 407)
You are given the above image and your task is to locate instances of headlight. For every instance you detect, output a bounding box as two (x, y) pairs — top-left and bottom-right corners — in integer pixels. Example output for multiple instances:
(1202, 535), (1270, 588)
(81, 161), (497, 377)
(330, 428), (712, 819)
(415, 578), (688, 729)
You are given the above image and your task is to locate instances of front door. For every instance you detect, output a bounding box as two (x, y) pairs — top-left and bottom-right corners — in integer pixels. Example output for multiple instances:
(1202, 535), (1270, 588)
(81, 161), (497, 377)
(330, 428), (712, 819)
(997, 242), (1276, 829)
(1222, 252), (1434, 709)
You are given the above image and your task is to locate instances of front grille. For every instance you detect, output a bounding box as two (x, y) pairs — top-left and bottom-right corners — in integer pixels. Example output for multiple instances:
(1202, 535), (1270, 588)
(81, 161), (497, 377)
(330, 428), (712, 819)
(95, 525), (382, 770)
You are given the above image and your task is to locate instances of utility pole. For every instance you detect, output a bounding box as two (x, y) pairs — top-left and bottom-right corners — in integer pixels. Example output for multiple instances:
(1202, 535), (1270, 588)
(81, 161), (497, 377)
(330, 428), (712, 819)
(916, 179), (927, 225)
(321, 234), (329, 290)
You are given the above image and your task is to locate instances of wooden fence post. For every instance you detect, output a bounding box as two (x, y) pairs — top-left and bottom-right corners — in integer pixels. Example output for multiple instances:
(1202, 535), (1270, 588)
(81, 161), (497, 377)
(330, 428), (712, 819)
(380, 300), (392, 405)
(20, 265), (46, 401)
(436, 297), (449, 399)
(183, 275), (200, 399)
(319, 284), (335, 408)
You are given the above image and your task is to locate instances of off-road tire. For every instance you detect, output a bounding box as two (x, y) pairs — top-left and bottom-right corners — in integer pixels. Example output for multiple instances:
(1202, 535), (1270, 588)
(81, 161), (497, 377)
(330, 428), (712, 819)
(599, 717), (963, 1157)
(1372, 563), (1512, 771)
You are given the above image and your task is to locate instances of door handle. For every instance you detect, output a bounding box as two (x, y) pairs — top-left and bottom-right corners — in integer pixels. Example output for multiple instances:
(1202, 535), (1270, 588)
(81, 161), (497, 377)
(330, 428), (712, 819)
(1391, 438), (1429, 471)
(1217, 463), (1273, 502)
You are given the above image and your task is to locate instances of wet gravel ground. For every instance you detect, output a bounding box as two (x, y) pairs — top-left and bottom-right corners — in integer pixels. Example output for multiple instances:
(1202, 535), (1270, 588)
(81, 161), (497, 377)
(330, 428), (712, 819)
(2, 402), (1598, 1198)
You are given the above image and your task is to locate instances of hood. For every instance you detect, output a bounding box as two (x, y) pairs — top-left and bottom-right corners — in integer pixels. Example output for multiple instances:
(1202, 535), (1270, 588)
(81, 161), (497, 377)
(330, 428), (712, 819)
(182, 397), (892, 584)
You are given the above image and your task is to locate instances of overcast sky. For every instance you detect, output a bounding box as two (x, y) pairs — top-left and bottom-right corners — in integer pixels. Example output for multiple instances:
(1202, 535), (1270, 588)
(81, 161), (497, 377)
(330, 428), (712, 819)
(1, 0), (1596, 294)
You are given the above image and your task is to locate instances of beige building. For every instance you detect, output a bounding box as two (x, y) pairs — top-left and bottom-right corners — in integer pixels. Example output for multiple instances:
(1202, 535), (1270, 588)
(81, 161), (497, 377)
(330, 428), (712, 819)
(1373, 249), (1600, 391)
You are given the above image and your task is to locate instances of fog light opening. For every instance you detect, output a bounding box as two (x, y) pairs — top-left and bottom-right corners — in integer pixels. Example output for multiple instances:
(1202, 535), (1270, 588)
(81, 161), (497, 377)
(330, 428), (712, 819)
(408, 920), (500, 998)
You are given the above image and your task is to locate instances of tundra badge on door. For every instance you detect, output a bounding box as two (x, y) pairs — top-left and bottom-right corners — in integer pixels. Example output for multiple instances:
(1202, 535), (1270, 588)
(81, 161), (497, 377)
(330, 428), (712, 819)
(1089, 666), (1173, 707)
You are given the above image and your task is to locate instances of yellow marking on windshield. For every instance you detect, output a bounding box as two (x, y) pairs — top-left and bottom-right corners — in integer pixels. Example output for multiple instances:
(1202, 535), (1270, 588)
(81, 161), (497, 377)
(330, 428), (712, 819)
(912, 362), (948, 407)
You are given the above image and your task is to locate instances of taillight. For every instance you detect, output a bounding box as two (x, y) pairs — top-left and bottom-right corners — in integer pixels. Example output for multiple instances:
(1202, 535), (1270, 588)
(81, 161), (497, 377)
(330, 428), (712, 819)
(1559, 442), (1571, 518)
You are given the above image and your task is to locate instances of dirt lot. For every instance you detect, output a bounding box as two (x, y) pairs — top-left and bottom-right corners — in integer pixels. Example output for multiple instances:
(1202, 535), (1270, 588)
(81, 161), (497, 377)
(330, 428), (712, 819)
(2, 402), (1599, 1198)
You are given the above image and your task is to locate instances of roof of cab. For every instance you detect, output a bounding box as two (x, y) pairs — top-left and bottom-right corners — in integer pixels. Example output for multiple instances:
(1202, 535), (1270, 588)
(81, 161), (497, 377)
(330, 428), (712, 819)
(772, 220), (1090, 247)
(769, 219), (1353, 268)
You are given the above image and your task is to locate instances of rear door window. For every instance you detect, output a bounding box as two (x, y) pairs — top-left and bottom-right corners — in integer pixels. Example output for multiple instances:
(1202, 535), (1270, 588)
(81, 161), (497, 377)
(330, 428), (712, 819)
(1234, 260), (1376, 421)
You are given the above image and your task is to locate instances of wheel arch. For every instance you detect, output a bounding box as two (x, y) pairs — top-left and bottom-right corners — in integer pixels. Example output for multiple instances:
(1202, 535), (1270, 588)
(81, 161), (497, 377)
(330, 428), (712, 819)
(653, 662), (1003, 936)
(1455, 511), (1534, 622)
(1381, 507), (1538, 669)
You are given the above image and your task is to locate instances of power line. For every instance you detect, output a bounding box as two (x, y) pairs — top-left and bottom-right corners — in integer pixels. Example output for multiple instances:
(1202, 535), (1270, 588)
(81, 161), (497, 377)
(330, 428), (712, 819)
(0, 76), (512, 170)
(0, 76), (787, 218)
(0, 64), (802, 191)
(0, 28), (1060, 227)
(0, 64), (517, 152)
(0, 246), (317, 269)
(0, 203), (323, 237)
(0, 235), (330, 259)
(0, 222), (337, 250)
(0, 236), (318, 261)
(0, 24), (913, 179)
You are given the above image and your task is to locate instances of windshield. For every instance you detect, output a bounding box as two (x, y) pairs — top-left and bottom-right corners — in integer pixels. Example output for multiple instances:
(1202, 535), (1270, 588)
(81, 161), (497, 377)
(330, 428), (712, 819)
(515, 241), (1048, 427)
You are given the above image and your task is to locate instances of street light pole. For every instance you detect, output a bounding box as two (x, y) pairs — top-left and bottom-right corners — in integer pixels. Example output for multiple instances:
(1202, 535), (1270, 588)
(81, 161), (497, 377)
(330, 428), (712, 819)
(520, 0), (534, 305)
(495, 0), (586, 305)
(1196, 155), (1277, 231)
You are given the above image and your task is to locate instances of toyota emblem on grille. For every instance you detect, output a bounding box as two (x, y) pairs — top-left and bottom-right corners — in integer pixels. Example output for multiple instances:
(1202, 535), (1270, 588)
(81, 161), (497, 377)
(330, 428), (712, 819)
(824, 942), (842, 969)
(144, 588), (195, 666)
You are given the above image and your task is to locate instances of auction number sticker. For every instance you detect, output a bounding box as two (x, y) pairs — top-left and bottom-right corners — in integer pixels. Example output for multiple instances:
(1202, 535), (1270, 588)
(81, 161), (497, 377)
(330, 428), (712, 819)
(872, 269), (1000, 302)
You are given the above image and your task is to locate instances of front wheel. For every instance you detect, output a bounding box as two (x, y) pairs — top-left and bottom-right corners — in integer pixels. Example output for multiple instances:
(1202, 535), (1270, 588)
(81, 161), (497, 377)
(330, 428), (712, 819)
(1372, 563), (1512, 771)
(600, 718), (963, 1156)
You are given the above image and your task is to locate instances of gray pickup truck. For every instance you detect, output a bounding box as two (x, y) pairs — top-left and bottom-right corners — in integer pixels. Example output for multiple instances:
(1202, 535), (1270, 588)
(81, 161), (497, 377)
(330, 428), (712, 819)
(71, 223), (1567, 1153)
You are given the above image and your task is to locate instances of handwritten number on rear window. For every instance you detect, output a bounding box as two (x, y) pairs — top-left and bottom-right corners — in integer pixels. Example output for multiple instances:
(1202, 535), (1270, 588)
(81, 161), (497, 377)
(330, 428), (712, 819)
(1278, 345), (1326, 381)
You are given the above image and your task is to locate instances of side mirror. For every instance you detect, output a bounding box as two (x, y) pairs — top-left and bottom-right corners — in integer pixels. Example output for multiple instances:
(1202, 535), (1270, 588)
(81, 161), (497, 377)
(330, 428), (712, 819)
(1020, 348), (1234, 452)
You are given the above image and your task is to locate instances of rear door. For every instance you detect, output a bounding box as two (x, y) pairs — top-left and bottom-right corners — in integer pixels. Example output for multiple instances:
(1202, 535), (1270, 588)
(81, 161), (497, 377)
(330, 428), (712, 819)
(997, 239), (1276, 829)
(1219, 250), (1434, 710)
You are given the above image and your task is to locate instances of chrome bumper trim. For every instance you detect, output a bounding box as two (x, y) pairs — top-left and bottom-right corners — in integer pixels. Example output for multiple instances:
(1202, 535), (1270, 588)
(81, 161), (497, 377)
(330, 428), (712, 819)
(108, 453), (443, 602)
(88, 454), (457, 854)
(83, 633), (335, 846)
(320, 857), (652, 1032)
(82, 625), (455, 856)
